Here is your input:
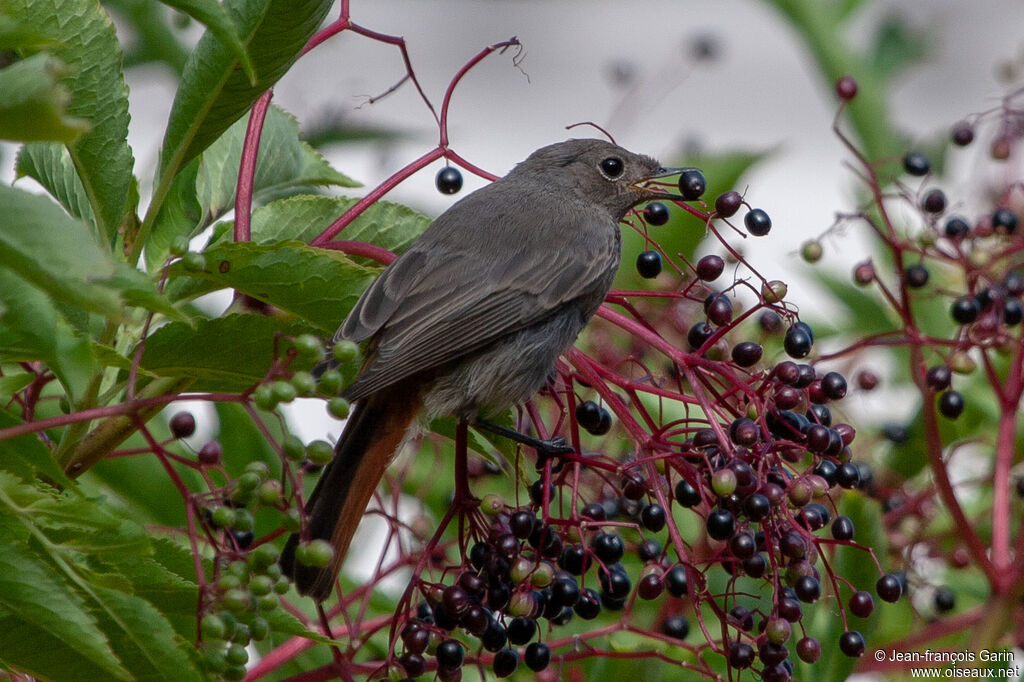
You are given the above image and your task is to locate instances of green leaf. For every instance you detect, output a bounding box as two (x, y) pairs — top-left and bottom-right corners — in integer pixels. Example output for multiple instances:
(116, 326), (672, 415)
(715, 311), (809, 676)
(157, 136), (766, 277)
(156, 0), (334, 183)
(0, 184), (121, 318)
(8, 0), (135, 241)
(0, 268), (99, 402)
(230, 194), (429, 256)
(172, 241), (377, 332)
(0, 408), (72, 487)
(0, 53), (90, 142)
(0, 475), (130, 680)
(0, 12), (56, 49)
(16, 139), (96, 225)
(156, 0), (255, 81)
(139, 314), (320, 391)
(146, 105), (358, 270)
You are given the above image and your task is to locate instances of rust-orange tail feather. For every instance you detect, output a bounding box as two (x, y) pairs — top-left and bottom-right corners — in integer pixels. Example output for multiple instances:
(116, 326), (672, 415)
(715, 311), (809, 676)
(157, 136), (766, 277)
(282, 388), (421, 600)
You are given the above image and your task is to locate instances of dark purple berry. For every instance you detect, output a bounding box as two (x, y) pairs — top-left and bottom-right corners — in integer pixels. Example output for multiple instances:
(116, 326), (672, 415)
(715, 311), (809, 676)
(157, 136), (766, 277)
(637, 573), (664, 600)
(640, 503), (667, 532)
(675, 479), (702, 507)
(715, 191), (742, 217)
(951, 296), (980, 324)
(937, 390), (964, 419)
(528, 480), (554, 507)
(506, 617), (536, 645)
(728, 641), (755, 668)
(744, 208), (772, 236)
(492, 648), (518, 677)
(839, 630), (865, 657)
(794, 575), (821, 603)
(687, 321), (715, 351)
(743, 494), (771, 522)
(436, 167), (463, 195)
(705, 292), (734, 326)
(524, 642), (551, 671)
(481, 621), (508, 652)
(695, 254), (724, 281)
(876, 574), (902, 602)
(510, 511), (535, 539)
(436, 639), (464, 668)
(644, 202), (670, 226)
(637, 250), (663, 278)
(742, 553), (767, 578)
(992, 208), (1019, 234)
(665, 565), (688, 597)
(729, 532), (757, 559)
(1004, 299), (1023, 326)
(170, 412), (196, 439)
(575, 400), (602, 431)
(574, 588), (601, 619)
(934, 586), (955, 613)
(821, 371), (848, 400)
(778, 597), (802, 622)
(678, 169), (707, 200)
(835, 75), (858, 100)
(591, 533), (625, 564)
(922, 189), (946, 213)
(835, 462), (861, 489)
(662, 615), (690, 640)
(731, 341), (763, 367)
(706, 508), (735, 540)
(904, 264), (929, 288)
(944, 216), (970, 239)
(797, 636), (821, 663)
(849, 590), (874, 618)
(638, 538), (662, 562)
(952, 121), (974, 146)
(926, 365), (952, 391)
(831, 516), (855, 541)
(580, 502), (606, 521)
(783, 326), (813, 359)
(902, 152), (930, 176)
(198, 441), (222, 465)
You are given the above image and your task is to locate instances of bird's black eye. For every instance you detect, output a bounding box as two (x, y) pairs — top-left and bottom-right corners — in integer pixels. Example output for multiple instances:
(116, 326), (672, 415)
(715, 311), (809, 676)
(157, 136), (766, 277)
(600, 156), (624, 178)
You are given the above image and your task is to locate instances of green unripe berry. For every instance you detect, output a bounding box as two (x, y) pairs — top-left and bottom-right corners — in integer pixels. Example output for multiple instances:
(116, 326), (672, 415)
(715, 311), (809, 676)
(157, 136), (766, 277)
(257, 479), (283, 506)
(762, 280), (788, 303)
(291, 371), (315, 397)
(306, 439), (334, 465)
(282, 507), (302, 532)
(480, 493), (505, 515)
(210, 506), (236, 528)
(264, 563), (282, 580)
(201, 613), (227, 641)
(282, 435), (306, 462)
(236, 472), (262, 494)
(248, 542), (280, 570)
(531, 561), (555, 588)
(203, 647), (228, 673)
(248, 616), (270, 641)
(222, 589), (250, 613)
(257, 594), (279, 611)
(293, 334), (324, 361)
(249, 575), (274, 596)
(327, 397), (351, 419)
(711, 469), (738, 497)
(232, 509), (255, 533)
(271, 380), (297, 404)
(332, 340), (360, 365)
(273, 577), (291, 594)
(225, 643), (249, 667)
(317, 369), (343, 396)
(217, 574), (241, 591)
(223, 665), (247, 681)
(230, 623), (250, 644)
(801, 240), (823, 263)
(296, 539), (334, 568)
(244, 461), (270, 478)
(252, 384), (276, 411)
(510, 557), (534, 583)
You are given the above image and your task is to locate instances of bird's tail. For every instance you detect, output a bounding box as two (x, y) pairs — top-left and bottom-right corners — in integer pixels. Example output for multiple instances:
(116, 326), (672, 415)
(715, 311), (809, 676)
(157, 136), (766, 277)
(281, 388), (420, 601)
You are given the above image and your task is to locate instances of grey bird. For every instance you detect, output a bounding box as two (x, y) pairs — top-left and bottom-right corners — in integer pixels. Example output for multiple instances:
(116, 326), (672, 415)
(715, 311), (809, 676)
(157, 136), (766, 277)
(282, 138), (682, 600)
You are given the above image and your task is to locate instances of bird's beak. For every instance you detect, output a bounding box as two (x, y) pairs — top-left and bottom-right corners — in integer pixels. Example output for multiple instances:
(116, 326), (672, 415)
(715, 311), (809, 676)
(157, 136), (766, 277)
(632, 166), (696, 200)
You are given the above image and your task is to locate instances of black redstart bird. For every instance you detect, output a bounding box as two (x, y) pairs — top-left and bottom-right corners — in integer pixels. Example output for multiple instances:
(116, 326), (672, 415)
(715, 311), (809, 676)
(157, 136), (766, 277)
(282, 138), (682, 600)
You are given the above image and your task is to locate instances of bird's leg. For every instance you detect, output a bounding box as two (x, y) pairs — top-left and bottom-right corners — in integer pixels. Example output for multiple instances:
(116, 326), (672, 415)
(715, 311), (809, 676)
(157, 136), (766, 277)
(473, 419), (576, 457)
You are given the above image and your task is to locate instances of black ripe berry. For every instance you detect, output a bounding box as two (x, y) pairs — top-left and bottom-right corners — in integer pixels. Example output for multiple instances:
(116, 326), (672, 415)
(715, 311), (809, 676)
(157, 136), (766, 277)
(435, 167), (463, 195)
(706, 508), (735, 540)
(506, 617), (537, 645)
(170, 412), (196, 439)
(944, 216), (970, 239)
(784, 325), (813, 359)
(731, 341), (763, 367)
(839, 631), (866, 658)
(705, 293), (734, 326)
(1004, 299), (1024, 326)
(637, 250), (663, 278)
(952, 121), (974, 146)
(831, 515), (855, 541)
(575, 400), (602, 432)
(926, 365), (952, 391)
(573, 588), (601, 619)
(665, 565), (689, 597)
(592, 533), (625, 564)
(662, 615), (690, 640)
(675, 478), (702, 508)
(992, 208), (1019, 234)
(902, 152), (930, 176)
(524, 642), (551, 671)
(678, 169), (707, 200)
(876, 574), (903, 602)
(643, 202), (670, 226)
(492, 648), (519, 677)
(835, 462), (861, 489)
(849, 590), (875, 618)
(937, 390), (965, 419)
(821, 371), (848, 400)
(796, 637), (821, 664)
(744, 208), (772, 236)
(436, 639), (464, 668)
(728, 641), (756, 669)
(687, 321), (715, 351)
(794, 575), (821, 603)
(950, 296), (980, 324)
(640, 503), (667, 532)
(715, 191), (743, 218)
(934, 586), (956, 613)
(695, 254), (725, 282)
(922, 189), (946, 214)
(904, 264), (930, 288)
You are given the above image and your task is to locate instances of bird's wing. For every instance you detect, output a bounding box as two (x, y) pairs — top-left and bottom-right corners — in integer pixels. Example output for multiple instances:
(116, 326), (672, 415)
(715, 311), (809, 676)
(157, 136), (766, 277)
(340, 216), (617, 402)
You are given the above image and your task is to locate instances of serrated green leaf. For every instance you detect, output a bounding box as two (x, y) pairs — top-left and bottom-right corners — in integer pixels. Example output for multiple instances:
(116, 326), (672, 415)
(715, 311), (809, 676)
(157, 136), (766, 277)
(91, 584), (205, 682)
(172, 241), (376, 332)
(0, 12), (56, 49)
(0, 373), (34, 400)
(157, 0), (334, 184)
(0, 53), (90, 142)
(8, 0), (135, 241)
(0, 268), (99, 402)
(0, 183), (121, 318)
(157, 0), (254, 81)
(0, 614), (129, 681)
(146, 105), (358, 270)
(103, 264), (189, 322)
(139, 315), (320, 391)
(0, 408), (72, 487)
(0, 474), (130, 679)
(16, 139), (96, 224)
